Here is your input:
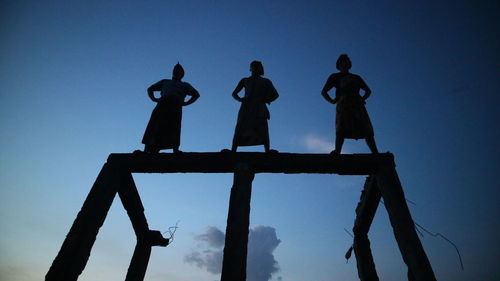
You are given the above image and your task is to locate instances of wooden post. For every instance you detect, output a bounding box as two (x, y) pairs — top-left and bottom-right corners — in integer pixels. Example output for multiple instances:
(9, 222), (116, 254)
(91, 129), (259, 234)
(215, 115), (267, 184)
(118, 172), (150, 239)
(376, 167), (437, 281)
(45, 164), (119, 281)
(125, 241), (152, 281)
(220, 163), (255, 281)
(352, 176), (381, 281)
(119, 171), (169, 281)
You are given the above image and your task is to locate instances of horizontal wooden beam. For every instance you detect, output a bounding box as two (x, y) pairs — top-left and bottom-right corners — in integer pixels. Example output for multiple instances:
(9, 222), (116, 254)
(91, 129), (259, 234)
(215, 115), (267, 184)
(107, 152), (395, 175)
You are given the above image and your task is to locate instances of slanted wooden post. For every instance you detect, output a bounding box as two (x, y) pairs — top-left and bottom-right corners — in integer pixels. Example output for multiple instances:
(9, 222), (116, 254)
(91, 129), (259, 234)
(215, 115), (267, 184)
(376, 166), (437, 281)
(221, 163), (255, 281)
(119, 171), (169, 281)
(353, 176), (381, 281)
(45, 163), (119, 281)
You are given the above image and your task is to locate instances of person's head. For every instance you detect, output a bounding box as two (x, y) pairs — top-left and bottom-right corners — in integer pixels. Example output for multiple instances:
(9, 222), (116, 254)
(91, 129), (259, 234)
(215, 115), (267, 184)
(172, 62), (185, 80)
(250, 60), (264, 76)
(336, 54), (352, 72)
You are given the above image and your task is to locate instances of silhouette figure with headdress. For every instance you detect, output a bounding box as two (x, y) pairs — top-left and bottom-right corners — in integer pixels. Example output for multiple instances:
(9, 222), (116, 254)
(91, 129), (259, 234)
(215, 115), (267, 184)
(321, 54), (379, 154)
(230, 61), (279, 152)
(141, 63), (200, 153)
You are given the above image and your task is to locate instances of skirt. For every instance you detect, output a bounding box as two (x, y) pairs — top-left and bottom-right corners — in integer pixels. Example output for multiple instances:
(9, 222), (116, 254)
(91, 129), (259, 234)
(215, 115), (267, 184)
(232, 102), (270, 146)
(142, 96), (182, 149)
(335, 97), (374, 139)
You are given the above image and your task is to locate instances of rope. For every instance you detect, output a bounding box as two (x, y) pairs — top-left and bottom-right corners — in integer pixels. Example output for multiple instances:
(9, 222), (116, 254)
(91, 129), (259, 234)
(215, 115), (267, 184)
(376, 198), (464, 270)
(162, 220), (180, 243)
(413, 221), (464, 271)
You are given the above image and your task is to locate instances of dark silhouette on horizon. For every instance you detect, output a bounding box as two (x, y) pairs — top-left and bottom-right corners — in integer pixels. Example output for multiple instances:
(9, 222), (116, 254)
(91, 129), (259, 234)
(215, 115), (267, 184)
(230, 61), (279, 153)
(321, 54), (379, 154)
(141, 63), (200, 153)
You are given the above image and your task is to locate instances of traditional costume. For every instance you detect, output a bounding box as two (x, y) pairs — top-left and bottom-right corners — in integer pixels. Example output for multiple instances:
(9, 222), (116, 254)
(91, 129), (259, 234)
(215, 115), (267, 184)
(142, 78), (197, 151)
(232, 76), (279, 147)
(323, 72), (374, 139)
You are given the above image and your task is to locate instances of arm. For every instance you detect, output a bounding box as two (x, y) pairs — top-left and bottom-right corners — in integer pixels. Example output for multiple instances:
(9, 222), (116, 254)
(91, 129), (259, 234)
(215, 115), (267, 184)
(183, 89), (200, 106)
(266, 80), (279, 104)
(359, 77), (371, 101)
(321, 75), (337, 104)
(231, 79), (245, 102)
(147, 81), (162, 102)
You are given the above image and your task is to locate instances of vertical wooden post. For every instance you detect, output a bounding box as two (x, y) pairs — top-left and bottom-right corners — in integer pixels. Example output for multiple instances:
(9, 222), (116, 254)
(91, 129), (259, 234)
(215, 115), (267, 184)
(118, 172), (150, 239)
(45, 163), (119, 281)
(376, 167), (437, 281)
(119, 171), (169, 281)
(125, 241), (152, 281)
(353, 176), (381, 281)
(221, 163), (254, 281)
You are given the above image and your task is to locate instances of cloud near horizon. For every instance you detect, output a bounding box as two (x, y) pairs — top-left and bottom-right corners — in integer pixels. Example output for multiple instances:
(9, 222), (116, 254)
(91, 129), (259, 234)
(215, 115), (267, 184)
(184, 226), (281, 281)
(302, 134), (334, 153)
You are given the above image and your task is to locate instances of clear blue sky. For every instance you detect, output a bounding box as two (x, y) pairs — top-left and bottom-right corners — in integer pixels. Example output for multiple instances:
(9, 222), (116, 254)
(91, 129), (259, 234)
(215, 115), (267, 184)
(1, 1), (499, 280)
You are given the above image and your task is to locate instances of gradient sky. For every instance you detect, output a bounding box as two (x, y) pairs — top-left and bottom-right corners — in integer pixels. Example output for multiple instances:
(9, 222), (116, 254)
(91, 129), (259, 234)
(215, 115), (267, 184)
(1, 1), (499, 281)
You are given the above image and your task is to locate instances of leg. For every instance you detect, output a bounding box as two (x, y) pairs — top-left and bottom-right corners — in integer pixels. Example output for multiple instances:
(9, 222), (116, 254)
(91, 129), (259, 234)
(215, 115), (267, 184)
(231, 140), (238, 152)
(365, 136), (379, 154)
(331, 136), (344, 154)
(144, 144), (159, 154)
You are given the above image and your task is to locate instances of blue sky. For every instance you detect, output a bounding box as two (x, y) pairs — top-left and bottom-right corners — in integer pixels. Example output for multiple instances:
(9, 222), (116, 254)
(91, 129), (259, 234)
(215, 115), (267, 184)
(1, 1), (499, 280)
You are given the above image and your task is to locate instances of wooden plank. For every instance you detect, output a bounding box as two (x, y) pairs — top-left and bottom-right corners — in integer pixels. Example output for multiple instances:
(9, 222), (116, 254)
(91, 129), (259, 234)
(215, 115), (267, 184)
(353, 176), (381, 281)
(118, 172), (149, 237)
(220, 164), (254, 281)
(107, 152), (394, 175)
(376, 167), (437, 281)
(45, 164), (119, 281)
(119, 172), (169, 281)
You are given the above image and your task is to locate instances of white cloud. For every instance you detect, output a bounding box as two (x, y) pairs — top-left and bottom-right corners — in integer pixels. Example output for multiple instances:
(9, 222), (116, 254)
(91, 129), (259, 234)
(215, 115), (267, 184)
(300, 134), (360, 154)
(302, 134), (334, 153)
(184, 226), (281, 281)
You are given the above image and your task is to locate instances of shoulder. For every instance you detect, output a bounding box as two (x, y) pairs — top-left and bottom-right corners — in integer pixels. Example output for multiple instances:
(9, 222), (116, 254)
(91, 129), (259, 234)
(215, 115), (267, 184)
(351, 73), (367, 84)
(157, 79), (170, 85)
(181, 81), (193, 87)
(325, 73), (340, 84)
(180, 81), (195, 90)
(259, 77), (273, 85)
(149, 79), (167, 88)
(327, 73), (341, 81)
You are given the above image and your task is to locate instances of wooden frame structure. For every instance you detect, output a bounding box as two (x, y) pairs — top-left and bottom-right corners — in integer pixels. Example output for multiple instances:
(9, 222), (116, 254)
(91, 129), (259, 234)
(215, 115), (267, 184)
(45, 152), (437, 281)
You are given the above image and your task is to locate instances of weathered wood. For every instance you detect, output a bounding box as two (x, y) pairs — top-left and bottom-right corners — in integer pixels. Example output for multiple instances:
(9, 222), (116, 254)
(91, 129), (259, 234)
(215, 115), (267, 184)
(221, 164), (254, 281)
(118, 172), (149, 237)
(376, 167), (437, 281)
(107, 152), (394, 175)
(124, 230), (168, 281)
(125, 240), (152, 281)
(118, 172), (169, 281)
(46, 164), (119, 281)
(46, 151), (437, 281)
(353, 176), (381, 281)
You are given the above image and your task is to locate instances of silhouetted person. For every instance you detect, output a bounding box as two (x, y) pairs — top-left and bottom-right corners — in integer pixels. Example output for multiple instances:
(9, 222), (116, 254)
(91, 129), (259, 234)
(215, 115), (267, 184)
(321, 54), (379, 154)
(141, 63), (200, 153)
(230, 61), (279, 152)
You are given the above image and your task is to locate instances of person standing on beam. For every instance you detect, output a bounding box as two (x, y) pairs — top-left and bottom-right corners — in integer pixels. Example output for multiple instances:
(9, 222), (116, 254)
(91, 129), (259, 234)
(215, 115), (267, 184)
(321, 54), (379, 154)
(141, 63), (200, 153)
(230, 60), (279, 153)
